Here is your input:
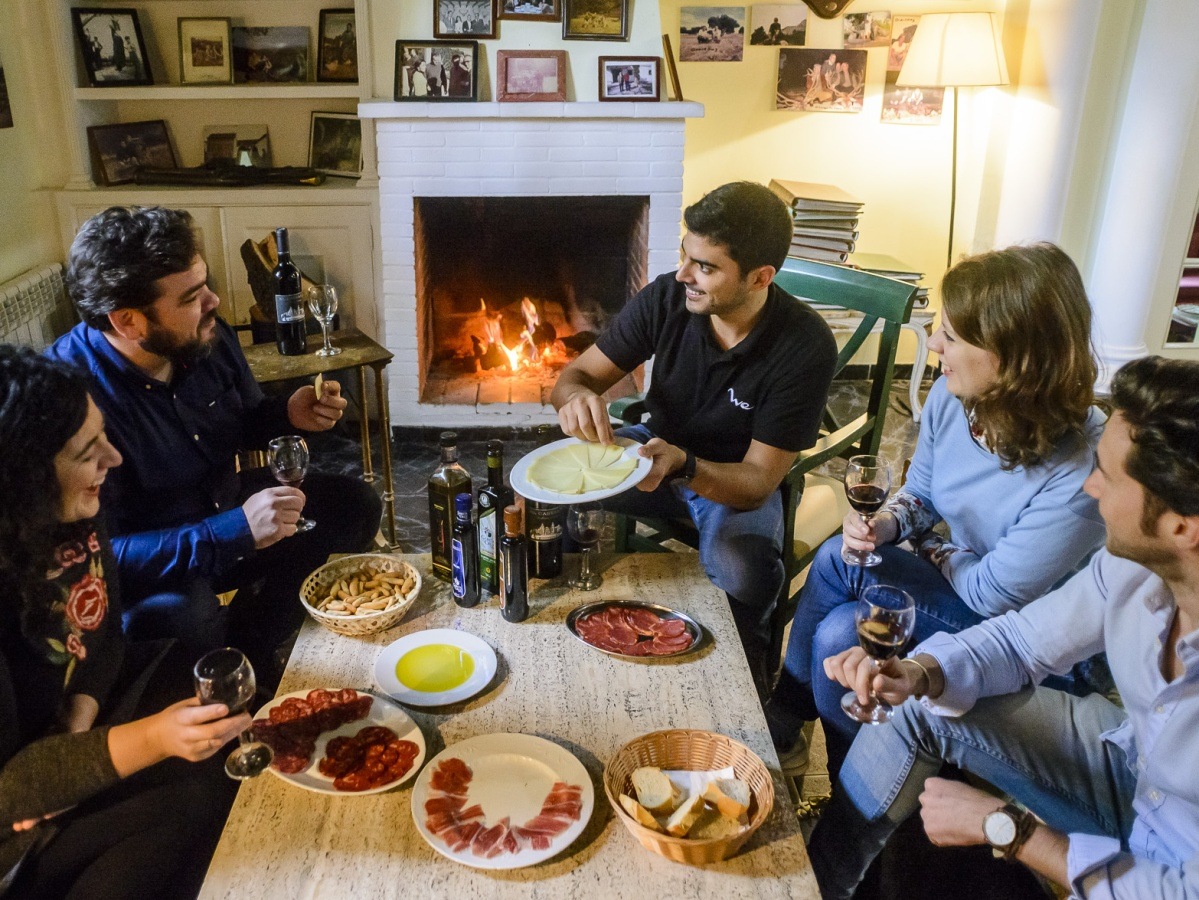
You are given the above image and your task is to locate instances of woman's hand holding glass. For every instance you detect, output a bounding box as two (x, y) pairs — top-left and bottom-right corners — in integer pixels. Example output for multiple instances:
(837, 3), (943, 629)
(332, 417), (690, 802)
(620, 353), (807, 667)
(144, 697), (252, 763)
(840, 508), (899, 555)
(822, 645), (923, 710)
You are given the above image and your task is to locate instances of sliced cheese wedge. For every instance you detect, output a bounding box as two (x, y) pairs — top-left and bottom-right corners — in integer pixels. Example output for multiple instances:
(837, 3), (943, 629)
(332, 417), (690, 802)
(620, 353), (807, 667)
(527, 442), (638, 495)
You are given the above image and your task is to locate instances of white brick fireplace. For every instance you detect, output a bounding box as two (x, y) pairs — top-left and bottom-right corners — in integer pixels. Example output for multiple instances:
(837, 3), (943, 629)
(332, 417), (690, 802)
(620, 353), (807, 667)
(358, 101), (704, 428)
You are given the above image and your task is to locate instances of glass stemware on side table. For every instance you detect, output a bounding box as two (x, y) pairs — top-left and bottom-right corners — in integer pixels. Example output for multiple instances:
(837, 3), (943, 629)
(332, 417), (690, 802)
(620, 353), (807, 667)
(566, 502), (605, 590)
(268, 435), (316, 533)
(194, 647), (272, 780)
(307, 284), (342, 357)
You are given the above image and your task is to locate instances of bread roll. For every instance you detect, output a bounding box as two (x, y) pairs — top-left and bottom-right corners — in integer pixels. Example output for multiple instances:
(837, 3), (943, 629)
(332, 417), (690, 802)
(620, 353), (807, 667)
(689, 807), (746, 840)
(703, 778), (751, 819)
(619, 794), (665, 832)
(631, 767), (678, 815)
(665, 792), (706, 837)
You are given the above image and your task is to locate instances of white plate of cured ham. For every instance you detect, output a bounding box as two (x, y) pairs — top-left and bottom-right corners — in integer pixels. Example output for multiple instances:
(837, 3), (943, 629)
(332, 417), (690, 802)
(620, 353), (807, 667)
(411, 733), (594, 870)
(566, 600), (702, 660)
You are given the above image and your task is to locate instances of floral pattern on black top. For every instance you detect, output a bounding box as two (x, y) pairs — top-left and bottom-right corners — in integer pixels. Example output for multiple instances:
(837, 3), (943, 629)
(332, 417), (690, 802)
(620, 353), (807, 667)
(37, 529), (110, 687)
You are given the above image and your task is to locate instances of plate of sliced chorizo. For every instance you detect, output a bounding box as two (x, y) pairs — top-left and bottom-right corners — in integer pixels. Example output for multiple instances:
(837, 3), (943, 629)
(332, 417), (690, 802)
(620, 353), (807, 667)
(250, 687), (425, 795)
(566, 601), (703, 660)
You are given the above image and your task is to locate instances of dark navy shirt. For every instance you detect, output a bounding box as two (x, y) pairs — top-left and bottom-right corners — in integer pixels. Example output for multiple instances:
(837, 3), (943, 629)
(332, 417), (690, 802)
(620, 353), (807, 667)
(47, 319), (293, 596)
(597, 273), (838, 463)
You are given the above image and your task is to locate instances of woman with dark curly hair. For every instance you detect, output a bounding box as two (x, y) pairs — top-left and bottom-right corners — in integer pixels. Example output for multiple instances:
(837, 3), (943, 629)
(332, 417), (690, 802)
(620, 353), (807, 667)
(764, 243), (1108, 777)
(0, 345), (247, 898)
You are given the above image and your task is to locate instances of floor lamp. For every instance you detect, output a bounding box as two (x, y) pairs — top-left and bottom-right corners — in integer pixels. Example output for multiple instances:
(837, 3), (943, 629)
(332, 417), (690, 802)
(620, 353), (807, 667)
(897, 12), (1009, 270)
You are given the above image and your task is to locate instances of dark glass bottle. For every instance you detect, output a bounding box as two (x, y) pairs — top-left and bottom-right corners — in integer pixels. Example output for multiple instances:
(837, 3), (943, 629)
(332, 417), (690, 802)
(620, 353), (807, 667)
(477, 439), (513, 599)
(428, 431), (472, 582)
(451, 493), (480, 608)
(499, 505), (529, 623)
(272, 227), (307, 356)
(526, 424), (564, 578)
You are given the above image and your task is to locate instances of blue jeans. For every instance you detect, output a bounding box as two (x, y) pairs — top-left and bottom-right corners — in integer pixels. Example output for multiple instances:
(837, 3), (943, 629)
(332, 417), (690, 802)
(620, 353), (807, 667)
(604, 425), (785, 670)
(808, 687), (1137, 900)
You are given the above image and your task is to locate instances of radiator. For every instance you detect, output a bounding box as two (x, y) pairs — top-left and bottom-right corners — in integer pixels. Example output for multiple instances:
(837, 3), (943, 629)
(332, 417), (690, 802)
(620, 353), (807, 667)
(0, 263), (76, 350)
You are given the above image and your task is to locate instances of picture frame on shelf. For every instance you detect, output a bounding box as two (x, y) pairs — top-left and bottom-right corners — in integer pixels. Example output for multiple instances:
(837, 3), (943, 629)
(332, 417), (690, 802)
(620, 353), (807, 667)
(309, 112), (362, 178)
(232, 26), (310, 83)
(70, 8), (153, 87)
(563, 0), (629, 41)
(86, 119), (176, 186)
(498, 0), (560, 24)
(178, 18), (233, 85)
(202, 125), (272, 167)
(661, 34), (683, 100)
(434, 0), (498, 40)
(393, 40), (479, 101)
(598, 56), (659, 101)
(496, 50), (567, 102)
(317, 9), (358, 82)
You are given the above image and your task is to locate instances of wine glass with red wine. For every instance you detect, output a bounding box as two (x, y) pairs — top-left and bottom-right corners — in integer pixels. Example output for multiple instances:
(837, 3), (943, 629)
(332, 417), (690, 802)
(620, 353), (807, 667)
(566, 502), (605, 590)
(841, 584), (916, 724)
(268, 435), (315, 533)
(193, 647), (273, 780)
(841, 454), (892, 567)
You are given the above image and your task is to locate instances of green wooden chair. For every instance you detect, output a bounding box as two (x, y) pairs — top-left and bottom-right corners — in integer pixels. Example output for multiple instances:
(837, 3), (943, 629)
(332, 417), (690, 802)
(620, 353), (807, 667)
(610, 256), (918, 669)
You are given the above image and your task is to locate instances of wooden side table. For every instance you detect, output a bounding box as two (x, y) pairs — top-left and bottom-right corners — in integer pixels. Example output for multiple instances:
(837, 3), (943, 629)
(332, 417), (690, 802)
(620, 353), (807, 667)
(242, 327), (398, 548)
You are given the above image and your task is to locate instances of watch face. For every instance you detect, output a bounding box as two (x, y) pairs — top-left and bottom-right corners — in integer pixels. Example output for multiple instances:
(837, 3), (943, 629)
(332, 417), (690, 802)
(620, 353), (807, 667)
(983, 811), (1017, 847)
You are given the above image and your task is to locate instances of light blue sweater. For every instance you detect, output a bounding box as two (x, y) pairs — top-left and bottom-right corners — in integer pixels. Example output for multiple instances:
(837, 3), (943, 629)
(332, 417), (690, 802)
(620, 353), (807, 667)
(895, 377), (1106, 618)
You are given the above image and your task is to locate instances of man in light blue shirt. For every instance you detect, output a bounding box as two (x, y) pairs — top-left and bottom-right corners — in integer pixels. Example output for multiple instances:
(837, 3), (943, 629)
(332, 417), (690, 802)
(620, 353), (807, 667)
(809, 355), (1199, 899)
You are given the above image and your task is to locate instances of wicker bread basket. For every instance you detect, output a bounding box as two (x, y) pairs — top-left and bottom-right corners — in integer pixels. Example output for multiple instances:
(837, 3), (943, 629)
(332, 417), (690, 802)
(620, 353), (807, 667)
(604, 729), (774, 864)
(299, 553), (421, 636)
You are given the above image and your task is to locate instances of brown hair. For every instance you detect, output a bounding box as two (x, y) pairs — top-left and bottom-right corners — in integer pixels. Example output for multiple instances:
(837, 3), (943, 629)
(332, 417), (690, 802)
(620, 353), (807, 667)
(940, 242), (1097, 470)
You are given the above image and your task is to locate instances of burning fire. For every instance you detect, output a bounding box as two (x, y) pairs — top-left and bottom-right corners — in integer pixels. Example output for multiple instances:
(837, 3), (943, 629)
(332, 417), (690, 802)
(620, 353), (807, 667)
(474, 297), (566, 374)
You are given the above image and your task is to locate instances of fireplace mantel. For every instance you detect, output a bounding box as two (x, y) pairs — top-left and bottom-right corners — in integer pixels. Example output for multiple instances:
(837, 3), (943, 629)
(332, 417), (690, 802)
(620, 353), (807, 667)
(359, 101), (704, 120)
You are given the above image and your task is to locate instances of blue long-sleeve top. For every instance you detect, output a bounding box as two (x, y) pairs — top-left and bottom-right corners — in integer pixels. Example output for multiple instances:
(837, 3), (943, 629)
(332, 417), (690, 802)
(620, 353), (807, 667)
(47, 319), (294, 593)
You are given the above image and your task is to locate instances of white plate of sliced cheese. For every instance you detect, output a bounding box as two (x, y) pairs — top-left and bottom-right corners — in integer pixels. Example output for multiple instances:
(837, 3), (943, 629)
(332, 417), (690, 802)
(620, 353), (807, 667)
(510, 437), (652, 505)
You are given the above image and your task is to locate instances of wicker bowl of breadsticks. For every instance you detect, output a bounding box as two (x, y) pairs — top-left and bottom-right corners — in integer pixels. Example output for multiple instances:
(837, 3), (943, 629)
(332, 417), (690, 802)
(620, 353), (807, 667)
(299, 554), (422, 636)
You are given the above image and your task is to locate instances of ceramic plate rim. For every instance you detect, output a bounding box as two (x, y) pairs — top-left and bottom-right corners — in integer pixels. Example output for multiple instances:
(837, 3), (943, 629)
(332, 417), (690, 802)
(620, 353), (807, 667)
(509, 436), (651, 505)
(374, 628), (498, 707)
(410, 732), (595, 870)
(565, 600), (703, 661)
(255, 688), (426, 795)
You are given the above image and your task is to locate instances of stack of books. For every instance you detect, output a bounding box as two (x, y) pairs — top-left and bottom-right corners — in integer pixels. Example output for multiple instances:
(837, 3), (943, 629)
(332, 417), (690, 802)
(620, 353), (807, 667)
(844, 252), (929, 308)
(769, 179), (863, 264)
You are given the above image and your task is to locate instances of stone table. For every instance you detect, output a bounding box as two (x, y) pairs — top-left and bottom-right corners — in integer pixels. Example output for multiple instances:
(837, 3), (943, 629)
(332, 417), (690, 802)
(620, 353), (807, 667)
(200, 553), (818, 899)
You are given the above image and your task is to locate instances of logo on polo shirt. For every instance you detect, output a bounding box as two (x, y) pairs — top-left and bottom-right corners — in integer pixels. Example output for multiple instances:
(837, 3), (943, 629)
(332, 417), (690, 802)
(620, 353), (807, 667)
(728, 387), (752, 410)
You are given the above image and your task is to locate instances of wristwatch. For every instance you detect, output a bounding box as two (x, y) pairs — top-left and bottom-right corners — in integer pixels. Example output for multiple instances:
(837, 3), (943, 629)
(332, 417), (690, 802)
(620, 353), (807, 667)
(670, 449), (697, 485)
(983, 803), (1036, 861)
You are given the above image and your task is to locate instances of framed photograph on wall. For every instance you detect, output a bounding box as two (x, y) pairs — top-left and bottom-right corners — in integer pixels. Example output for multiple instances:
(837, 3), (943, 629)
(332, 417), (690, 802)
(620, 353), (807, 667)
(434, 0), (497, 39)
(498, 0), (560, 24)
(232, 26), (309, 83)
(70, 8), (153, 86)
(394, 40), (479, 100)
(496, 50), (566, 101)
(317, 9), (358, 82)
(309, 112), (362, 177)
(86, 119), (176, 186)
(178, 18), (233, 85)
(598, 56), (659, 101)
(562, 0), (629, 41)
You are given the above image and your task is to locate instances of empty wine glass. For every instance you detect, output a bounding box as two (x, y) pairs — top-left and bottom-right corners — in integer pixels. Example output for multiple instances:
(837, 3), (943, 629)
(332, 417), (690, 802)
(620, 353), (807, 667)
(566, 502), (605, 590)
(307, 284), (342, 357)
(841, 455), (893, 567)
(841, 585), (916, 725)
(194, 647), (273, 780)
(268, 435), (315, 533)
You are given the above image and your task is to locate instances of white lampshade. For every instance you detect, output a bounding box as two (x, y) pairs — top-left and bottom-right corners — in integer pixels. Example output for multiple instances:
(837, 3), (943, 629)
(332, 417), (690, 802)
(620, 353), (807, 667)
(896, 12), (1009, 87)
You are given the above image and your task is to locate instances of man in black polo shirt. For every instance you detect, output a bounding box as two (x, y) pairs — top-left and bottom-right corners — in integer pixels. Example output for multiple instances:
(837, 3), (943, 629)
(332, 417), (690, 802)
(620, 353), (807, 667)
(551, 181), (837, 686)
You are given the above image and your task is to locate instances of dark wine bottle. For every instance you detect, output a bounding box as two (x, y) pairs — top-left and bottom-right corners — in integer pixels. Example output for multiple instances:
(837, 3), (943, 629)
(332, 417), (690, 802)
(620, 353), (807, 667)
(272, 227), (307, 356)
(526, 424), (564, 578)
(477, 439), (513, 599)
(428, 431), (472, 582)
(499, 505), (529, 623)
(451, 493), (480, 608)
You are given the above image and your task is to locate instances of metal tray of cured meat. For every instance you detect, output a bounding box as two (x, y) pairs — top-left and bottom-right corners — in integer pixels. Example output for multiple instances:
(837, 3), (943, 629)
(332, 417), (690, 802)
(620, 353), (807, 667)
(565, 600), (703, 661)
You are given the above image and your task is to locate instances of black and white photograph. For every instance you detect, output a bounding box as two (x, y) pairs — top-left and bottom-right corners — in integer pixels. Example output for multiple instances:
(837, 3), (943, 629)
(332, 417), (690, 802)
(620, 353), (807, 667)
(70, 8), (153, 87)
(598, 56), (659, 100)
(776, 47), (866, 112)
(394, 41), (479, 100)
(497, 50), (567, 101)
(202, 124), (272, 167)
(880, 71), (943, 124)
(86, 120), (176, 186)
(317, 9), (358, 82)
(499, 0), (560, 23)
(309, 112), (362, 177)
(843, 11), (892, 49)
(749, 4), (806, 46)
(563, 0), (629, 41)
(178, 18), (232, 85)
(435, 0), (497, 39)
(679, 7), (746, 62)
(0, 69), (12, 129)
(232, 26), (309, 83)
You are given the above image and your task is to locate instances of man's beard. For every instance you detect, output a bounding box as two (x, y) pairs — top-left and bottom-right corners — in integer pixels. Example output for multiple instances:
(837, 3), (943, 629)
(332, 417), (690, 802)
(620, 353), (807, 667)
(140, 313), (217, 367)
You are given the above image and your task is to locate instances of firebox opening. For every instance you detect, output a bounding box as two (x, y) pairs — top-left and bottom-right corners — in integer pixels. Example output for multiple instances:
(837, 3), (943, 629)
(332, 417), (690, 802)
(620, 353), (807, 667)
(416, 195), (650, 406)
